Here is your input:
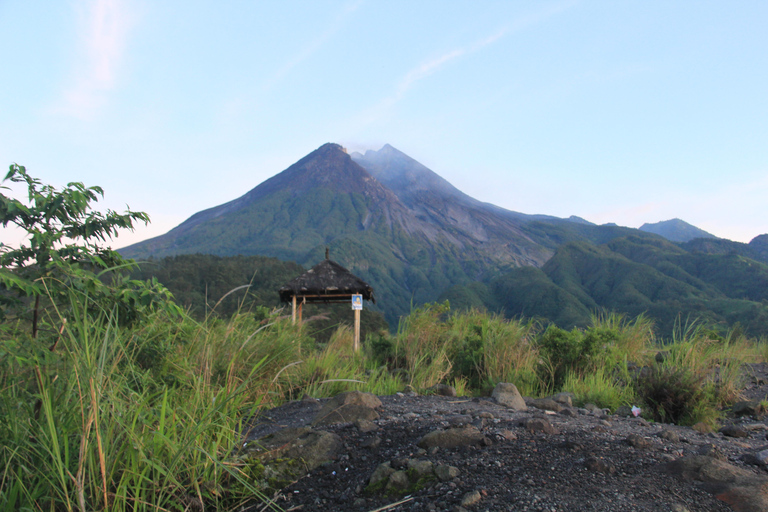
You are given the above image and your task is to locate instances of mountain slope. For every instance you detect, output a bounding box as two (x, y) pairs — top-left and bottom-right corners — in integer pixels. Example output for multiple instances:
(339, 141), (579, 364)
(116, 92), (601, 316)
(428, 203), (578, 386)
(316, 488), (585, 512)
(639, 218), (717, 242)
(120, 142), (767, 331)
(441, 235), (768, 336)
(121, 143), (557, 324)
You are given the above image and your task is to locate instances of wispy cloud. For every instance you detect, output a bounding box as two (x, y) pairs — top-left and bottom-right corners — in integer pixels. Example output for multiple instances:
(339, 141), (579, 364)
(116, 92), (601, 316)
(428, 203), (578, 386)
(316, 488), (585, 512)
(357, 1), (576, 126)
(261, 0), (363, 92)
(52, 0), (136, 120)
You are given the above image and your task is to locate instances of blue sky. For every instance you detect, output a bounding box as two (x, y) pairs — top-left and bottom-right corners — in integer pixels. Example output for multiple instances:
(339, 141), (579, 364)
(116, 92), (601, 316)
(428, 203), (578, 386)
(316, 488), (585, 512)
(1, 0), (766, 249)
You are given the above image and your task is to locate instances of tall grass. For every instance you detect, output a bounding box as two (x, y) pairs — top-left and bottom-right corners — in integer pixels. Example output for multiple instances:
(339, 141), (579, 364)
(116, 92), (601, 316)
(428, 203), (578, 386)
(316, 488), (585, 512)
(444, 310), (539, 395)
(2, 286), (766, 510)
(0, 290), (281, 511)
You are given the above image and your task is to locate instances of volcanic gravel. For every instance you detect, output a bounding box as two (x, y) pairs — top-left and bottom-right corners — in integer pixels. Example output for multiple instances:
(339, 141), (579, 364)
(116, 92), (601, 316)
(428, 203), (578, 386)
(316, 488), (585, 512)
(244, 363), (768, 512)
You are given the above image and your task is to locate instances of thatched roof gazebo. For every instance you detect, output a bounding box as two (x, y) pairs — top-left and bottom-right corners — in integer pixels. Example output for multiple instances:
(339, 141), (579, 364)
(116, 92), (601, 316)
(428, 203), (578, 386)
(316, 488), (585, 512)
(279, 249), (375, 350)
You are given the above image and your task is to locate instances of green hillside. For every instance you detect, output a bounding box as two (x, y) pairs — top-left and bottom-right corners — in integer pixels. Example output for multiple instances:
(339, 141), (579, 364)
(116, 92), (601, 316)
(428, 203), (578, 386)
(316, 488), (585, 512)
(119, 143), (768, 334)
(441, 236), (768, 337)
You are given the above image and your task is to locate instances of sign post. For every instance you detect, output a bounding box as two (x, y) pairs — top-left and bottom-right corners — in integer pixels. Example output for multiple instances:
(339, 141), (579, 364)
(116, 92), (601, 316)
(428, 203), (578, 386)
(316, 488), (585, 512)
(352, 294), (363, 352)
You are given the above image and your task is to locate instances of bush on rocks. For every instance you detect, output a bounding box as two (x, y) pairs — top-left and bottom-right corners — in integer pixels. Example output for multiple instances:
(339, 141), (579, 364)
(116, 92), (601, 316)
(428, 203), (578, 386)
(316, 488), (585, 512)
(635, 365), (717, 427)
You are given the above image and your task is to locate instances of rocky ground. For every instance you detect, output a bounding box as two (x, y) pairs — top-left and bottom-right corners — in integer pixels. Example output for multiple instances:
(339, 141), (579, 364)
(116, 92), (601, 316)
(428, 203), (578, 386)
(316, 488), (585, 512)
(241, 363), (768, 512)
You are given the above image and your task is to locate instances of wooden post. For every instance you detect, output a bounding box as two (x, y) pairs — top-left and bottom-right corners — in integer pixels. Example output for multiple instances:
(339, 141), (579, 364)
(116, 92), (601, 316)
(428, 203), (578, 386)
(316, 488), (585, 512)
(298, 299), (304, 324)
(291, 295), (296, 324)
(354, 308), (361, 352)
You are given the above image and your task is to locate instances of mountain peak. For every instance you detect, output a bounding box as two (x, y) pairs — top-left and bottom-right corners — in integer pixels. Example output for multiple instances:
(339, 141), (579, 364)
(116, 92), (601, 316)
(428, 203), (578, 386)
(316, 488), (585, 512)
(639, 218), (717, 243)
(351, 143), (469, 203)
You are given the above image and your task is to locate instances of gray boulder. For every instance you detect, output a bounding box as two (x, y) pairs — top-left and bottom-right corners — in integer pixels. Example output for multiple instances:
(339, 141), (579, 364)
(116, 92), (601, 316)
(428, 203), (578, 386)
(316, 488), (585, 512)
(666, 455), (768, 512)
(241, 427), (341, 489)
(311, 390), (382, 426)
(528, 398), (563, 413)
(491, 383), (527, 411)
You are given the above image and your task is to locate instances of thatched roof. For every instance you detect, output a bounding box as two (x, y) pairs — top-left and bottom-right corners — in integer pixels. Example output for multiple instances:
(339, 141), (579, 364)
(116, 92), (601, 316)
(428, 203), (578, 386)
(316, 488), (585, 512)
(278, 259), (375, 304)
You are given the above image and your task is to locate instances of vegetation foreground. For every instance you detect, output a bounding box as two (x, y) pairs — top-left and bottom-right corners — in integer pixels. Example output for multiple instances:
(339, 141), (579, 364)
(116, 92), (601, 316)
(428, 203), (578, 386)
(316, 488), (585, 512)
(2, 301), (766, 511)
(1, 166), (766, 510)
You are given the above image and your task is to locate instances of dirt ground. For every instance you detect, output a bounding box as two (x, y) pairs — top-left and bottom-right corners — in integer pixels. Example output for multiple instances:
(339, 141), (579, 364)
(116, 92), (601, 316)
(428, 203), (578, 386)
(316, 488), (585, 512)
(244, 363), (768, 512)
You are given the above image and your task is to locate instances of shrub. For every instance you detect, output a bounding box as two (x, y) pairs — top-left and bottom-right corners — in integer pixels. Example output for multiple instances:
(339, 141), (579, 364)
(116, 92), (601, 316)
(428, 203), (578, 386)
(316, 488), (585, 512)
(536, 326), (594, 392)
(635, 365), (717, 426)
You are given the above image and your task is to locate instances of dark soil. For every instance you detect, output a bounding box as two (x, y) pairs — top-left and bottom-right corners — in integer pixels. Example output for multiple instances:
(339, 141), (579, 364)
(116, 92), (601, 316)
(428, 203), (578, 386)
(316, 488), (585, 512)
(244, 363), (768, 512)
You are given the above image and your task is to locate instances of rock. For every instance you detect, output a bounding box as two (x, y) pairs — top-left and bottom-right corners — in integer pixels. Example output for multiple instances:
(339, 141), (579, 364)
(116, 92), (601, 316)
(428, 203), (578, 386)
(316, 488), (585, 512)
(446, 414), (473, 426)
(615, 405), (633, 417)
(666, 455), (753, 484)
(732, 400), (766, 419)
(523, 417), (559, 435)
(741, 449), (768, 467)
(391, 457), (409, 470)
(407, 459), (434, 478)
(311, 391), (382, 426)
(242, 427), (341, 488)
(460, 490), (482, 507)
(355, 419), (379, 433)
(418, 426), (488, 449)
(665, 455), (768, 511)
(584, 403), (602, 414)
(496, 429), (517, 441)
(552, 392), (574, 406)
(697, 444), (727, 461)
(368, 462), (395, 488)
(558, 407), (578, 417)
(491, 383), (527, 411)
(585, 456), (616, 474)
(386, 470), (409, 491)
(716, 481), (768, 512)
(430, 383), (457, 397)
(626, 434), (652, 449)
(658, 429), (681, 443)
(435, 464), (460, 481)
(528, 398), (563, 413)
(720, 424), (749, 438)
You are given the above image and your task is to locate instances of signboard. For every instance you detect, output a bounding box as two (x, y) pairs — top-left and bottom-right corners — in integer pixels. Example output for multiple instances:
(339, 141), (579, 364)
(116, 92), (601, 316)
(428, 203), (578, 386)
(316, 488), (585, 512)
(351, 294), (363, 310)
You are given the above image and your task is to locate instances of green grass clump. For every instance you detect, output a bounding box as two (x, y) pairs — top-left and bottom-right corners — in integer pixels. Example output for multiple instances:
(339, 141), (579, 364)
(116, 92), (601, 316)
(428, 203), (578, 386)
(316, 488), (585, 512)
(563, 367), (636, 413)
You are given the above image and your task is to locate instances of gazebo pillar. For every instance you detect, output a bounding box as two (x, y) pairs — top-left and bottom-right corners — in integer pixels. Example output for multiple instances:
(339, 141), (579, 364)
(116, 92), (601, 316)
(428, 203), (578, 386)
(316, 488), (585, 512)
(354, 308), (361, 352)
(291, 295), (297, 324)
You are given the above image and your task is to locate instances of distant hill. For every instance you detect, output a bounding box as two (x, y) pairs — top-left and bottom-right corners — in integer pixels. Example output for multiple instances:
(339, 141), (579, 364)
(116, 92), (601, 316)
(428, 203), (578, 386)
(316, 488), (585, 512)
(442, 235), (768, 337)
(639, 218), (717, 242)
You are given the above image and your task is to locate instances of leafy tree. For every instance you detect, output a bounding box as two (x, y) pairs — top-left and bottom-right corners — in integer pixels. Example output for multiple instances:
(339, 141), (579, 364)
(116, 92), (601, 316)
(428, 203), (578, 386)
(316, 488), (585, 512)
(0, 164), (179, 335)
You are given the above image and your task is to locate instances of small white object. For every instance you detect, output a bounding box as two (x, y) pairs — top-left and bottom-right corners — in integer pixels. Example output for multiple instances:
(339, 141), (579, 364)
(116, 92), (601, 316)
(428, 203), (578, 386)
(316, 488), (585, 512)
(631, 406), (641, 417)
